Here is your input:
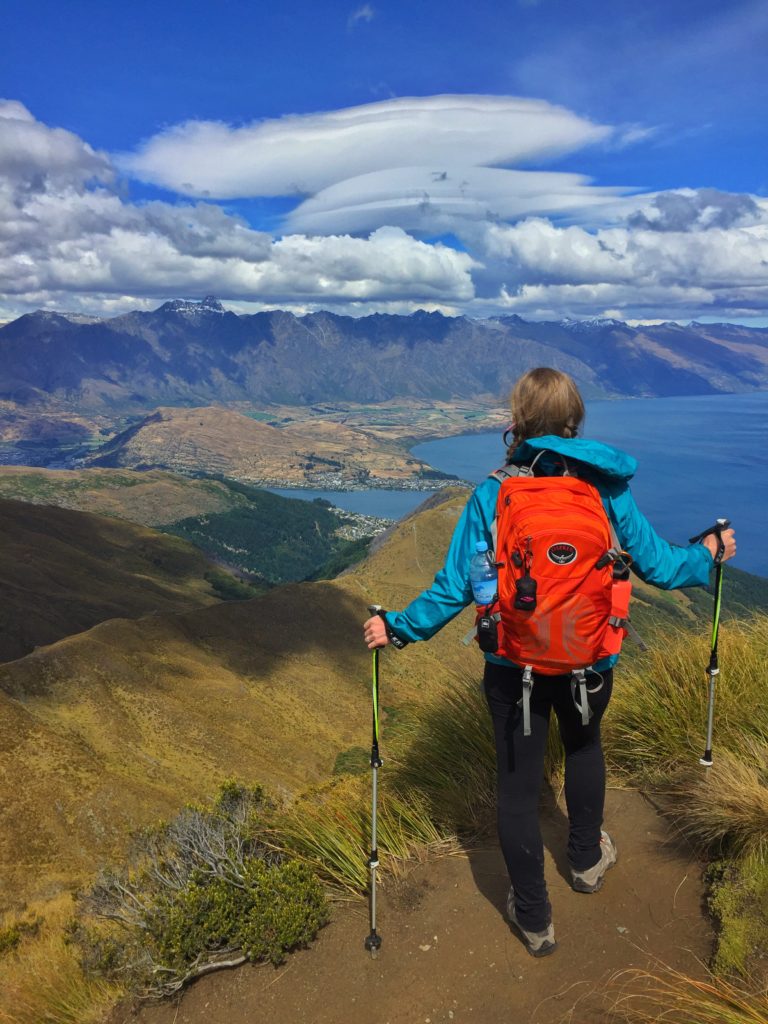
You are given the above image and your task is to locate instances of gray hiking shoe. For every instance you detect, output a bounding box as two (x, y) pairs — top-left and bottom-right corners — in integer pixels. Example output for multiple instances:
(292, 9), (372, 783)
(506, 887), (557, 958)
(570, 830), (618, 893)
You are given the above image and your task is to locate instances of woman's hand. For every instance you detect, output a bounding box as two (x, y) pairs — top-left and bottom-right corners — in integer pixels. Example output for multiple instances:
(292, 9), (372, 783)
(363, 615), (389, 650)
(703, 528), (736, 563)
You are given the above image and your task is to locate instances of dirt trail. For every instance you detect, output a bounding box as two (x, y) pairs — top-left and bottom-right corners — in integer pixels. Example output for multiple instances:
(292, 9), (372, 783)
(115, 791), (711, 1024)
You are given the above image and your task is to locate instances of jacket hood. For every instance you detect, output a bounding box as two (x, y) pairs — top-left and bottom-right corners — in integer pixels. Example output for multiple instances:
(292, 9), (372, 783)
(512, 435), (637, 481)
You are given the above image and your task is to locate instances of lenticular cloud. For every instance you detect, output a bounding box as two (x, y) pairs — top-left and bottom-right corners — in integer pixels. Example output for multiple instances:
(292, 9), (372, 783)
(121, 95), (612, 199)
(284, 166), (630, 237)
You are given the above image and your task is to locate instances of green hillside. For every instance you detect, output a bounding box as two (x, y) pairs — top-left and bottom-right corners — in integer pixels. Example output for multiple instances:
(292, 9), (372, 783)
(163, 481), (373, 584)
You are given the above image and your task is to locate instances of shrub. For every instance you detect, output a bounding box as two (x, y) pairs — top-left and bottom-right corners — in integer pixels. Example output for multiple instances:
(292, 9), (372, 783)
(707, 851), (768, 978)
(74, 783), (328, 997)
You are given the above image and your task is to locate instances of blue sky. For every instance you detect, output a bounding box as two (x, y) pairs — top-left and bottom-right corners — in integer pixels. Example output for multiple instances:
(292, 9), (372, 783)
(1, 0), (767, 322)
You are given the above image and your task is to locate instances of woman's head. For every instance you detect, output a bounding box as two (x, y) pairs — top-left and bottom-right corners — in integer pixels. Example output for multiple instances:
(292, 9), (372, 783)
(507, 367), (585, 455)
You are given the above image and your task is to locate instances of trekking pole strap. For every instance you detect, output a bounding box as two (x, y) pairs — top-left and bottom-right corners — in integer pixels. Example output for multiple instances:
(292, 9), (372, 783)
(369, 603), (408, 650)
(689, 518), (730, 566)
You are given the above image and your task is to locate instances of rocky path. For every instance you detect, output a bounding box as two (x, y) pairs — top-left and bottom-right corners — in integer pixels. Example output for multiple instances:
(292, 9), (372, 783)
(114, 790), (711, 1024)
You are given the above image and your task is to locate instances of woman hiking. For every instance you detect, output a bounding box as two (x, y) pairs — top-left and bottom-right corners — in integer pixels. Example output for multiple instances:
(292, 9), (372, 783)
(362, 367), (736, 958)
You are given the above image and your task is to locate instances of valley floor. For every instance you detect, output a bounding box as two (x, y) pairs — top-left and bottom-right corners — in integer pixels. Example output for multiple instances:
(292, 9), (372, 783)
(114, 789), (711, 1024)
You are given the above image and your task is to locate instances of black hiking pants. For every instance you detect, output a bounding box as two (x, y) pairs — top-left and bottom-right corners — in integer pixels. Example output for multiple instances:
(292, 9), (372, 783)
(483, 661), (613, 932)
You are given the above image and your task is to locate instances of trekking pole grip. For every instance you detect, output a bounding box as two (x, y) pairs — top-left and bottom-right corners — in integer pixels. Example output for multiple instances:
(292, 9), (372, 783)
(367, 604), (407, 649)
(689, 518), (731, 565)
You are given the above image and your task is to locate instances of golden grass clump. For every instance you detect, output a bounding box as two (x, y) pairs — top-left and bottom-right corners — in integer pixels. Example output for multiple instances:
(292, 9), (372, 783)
(607, 964), (768, 1024)
(606, 614), (768, 786)
(607, 612), (768, 980)
(0, 897), (124, 1024)
(276, 775), (451, 895)
(670, 738), (768, 856)
(386, 679), (497, 835)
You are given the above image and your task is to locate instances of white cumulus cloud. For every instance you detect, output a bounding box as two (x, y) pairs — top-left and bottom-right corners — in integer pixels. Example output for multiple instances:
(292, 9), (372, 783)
(0, 103), (476, 318)
(482, 209), (768, 318)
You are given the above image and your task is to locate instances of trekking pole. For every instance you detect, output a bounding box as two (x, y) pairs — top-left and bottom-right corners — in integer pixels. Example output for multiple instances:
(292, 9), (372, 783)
(688, 519), (730, 767)
(364, 604), (384, 957)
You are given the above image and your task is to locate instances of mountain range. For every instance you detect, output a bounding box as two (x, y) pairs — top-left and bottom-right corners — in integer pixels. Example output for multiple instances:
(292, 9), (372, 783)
(2, 299), (767, 422)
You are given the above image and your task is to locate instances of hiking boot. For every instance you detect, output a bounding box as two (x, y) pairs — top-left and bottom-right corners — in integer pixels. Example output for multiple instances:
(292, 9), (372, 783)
(506, 887), (557, 958)
(570, 830), (618, 894)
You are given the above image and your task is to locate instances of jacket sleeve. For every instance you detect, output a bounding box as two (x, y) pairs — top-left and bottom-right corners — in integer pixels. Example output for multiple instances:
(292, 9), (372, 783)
(602, 480), (713, 589)
(385, 479), (498, 644)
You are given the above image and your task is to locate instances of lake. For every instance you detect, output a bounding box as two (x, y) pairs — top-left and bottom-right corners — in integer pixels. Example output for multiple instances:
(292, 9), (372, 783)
(272, 392), (768, 577)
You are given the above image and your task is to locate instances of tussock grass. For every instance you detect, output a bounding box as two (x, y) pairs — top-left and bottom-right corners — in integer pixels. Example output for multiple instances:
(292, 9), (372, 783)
(387, 681), (497, 835)
(606, 615), (768, 787)
(606, 614), (768, 854)
(276, 775), (451, 894)
(0, 897), (124, 1024)
(608, 965), (768, 1023)
(277, 674), (565, 896)
(670, 739), (768, 856)
(607, 613), (768, 979)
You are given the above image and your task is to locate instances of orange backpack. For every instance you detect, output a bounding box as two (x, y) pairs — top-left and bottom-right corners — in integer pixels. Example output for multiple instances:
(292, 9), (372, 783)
(477, 458), (632, 732)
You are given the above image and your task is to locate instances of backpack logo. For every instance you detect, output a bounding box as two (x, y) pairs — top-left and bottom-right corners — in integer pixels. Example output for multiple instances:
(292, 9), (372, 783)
(547, 542), (577, 565)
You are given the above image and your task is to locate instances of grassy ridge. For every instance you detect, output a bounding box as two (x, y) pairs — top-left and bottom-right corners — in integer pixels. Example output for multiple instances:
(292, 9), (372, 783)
(0, 497), (226, 662)
(1, 483), (766, 1019)
(55, 612), (767, 1011)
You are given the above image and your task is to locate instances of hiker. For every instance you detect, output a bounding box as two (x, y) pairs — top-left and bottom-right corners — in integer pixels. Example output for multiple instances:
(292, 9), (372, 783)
(362, 367), (736, 958)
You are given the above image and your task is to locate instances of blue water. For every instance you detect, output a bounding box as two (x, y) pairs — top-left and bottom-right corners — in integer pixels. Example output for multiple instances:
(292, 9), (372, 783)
(270, 393), (767, 576)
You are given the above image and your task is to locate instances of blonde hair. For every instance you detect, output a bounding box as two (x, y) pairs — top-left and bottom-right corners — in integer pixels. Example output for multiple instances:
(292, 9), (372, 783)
(507, 367), (585, 461)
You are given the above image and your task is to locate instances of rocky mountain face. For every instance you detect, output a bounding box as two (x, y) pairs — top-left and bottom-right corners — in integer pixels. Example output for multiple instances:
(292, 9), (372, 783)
(2, 300), (766, 416)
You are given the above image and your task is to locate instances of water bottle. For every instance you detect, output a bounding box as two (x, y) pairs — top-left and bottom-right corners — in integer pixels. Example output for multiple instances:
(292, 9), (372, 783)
(469, 541), (497, 606)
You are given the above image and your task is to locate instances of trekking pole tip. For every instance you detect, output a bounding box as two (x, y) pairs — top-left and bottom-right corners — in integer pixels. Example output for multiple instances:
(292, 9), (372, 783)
(365, 931), (382, 957)
(699, 752), (713, 767)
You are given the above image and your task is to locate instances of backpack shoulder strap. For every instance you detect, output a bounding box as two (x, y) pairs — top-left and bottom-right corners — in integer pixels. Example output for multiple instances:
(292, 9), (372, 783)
(488, 464), (531, 555)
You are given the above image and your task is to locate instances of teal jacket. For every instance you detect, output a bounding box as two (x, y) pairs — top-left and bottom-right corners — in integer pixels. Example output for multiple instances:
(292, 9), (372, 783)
(385, 435), (714, 668)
